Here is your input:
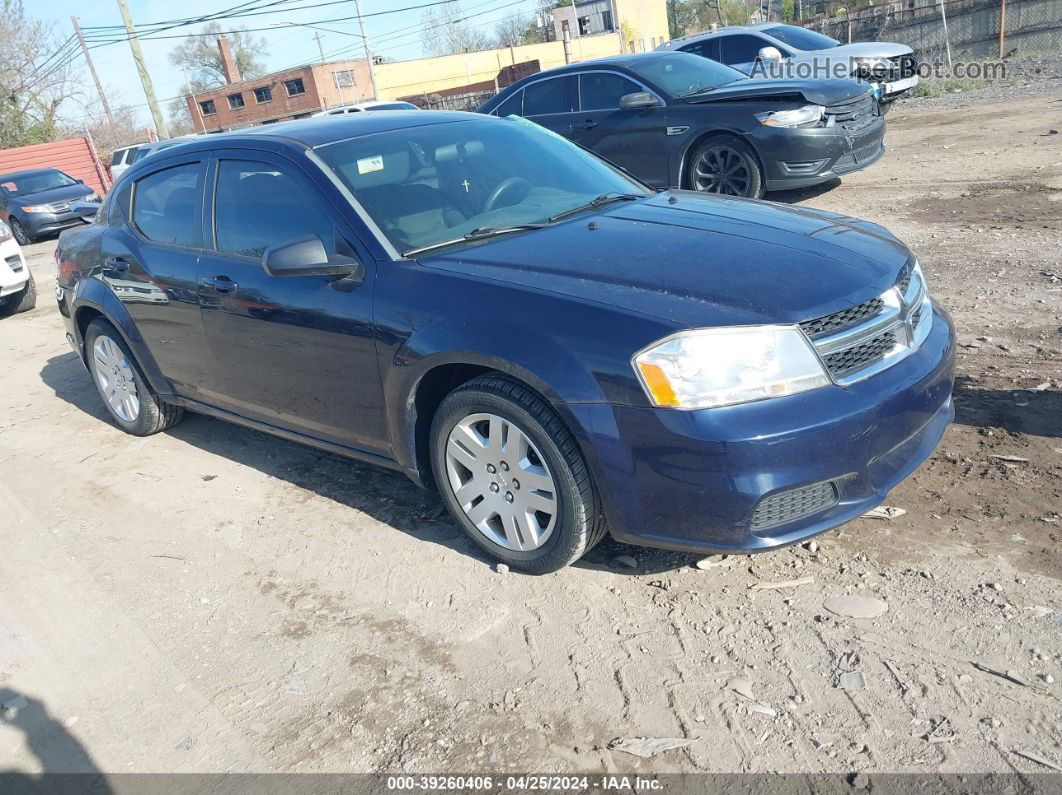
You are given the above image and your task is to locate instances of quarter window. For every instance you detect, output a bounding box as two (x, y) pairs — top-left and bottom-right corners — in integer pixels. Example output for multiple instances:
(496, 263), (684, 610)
(228, 93), (245, 109)
(579, 73), (641, 111)
(132, 163), (202, 247)
(522, 77), (575, 116)
(213, 160), (333, 260)
(253, 86), (272, 103)
(494, 90), (522, 117)
(284, 78), (306, 96)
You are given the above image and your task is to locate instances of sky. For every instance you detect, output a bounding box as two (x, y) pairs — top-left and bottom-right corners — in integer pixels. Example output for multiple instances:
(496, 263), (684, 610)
(32, 0), (547, 130)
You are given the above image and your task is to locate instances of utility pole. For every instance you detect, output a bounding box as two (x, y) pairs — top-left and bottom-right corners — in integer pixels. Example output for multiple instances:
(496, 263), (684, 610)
(313, 31), (326, 63)
(115, 0), (169, 139)
(352, 0), (379, 100)
(72, 17), (115, 128)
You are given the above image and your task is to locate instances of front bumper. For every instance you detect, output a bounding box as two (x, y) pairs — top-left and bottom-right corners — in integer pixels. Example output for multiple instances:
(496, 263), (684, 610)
(23, 210), (89, 238)
(564, 305), (955, 554)
(753, 116), (887, 191)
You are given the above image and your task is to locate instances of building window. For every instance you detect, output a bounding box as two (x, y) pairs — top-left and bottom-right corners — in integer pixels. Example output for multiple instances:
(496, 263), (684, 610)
(199, 99), (216, 115)
(284, 78), (306, 96)
(228, 93), (245, 110)
(577, 16), (590, 35)
(253, 86), (272, 103)
(333, 70), (355, 89)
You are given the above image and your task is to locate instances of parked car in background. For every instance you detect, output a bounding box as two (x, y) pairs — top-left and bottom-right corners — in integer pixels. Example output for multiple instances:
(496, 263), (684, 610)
(0, 168), (99, 244)
(110, 142), (148, 181)
(0, 220), (34, 315)
(128, 139), (187, 166)
(311, 100), (419, 117)
(660, 24), (918, 104)
(478, 52), (885, 198)
(55, 111), (953, 573)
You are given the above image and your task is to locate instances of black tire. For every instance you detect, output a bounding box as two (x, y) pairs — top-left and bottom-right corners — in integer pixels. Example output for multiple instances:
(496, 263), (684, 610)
(687, 135), (765, 199)
(430, 374), (608, 574)
(84, 318), (184, 436)
(0, 270), (35, 315)
(10, 218), (32, 245)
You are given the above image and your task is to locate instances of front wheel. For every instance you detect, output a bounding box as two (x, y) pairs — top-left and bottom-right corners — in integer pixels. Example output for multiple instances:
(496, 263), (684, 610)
(430, 375), (608, 574)
(0, 270), (35, 315)
(84, 318), (184, 435)
(9, 218), (32, 246)
(688, 136), (765, 199)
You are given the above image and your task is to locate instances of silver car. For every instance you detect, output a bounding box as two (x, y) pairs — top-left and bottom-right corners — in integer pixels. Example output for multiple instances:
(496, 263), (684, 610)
(659, 23), (918, 103)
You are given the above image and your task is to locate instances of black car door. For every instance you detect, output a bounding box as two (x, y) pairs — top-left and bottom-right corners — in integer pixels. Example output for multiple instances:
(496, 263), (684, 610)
(568, 71), (669, 188)
(99, 157), (214, 396)
(520, 75), (577, 137)
(196, 151), (387, 455)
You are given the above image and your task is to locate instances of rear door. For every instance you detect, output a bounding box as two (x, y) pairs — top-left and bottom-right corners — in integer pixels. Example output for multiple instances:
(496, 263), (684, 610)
(99, 156), (213, 395)
(520, 75), (577, 137)
(569, 71), (669, 187)
(196, 151), (386, 454)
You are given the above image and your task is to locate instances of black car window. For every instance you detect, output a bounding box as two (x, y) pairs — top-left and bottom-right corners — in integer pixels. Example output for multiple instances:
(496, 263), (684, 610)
(680, 38), (720, 61)
(214, 160), (334, 260)
(720, 34), (768, 65)
(522, 77), (575, 116)
(579, 72), (642, 111)
(494, 89), (522, 117)
(131, 162), (202, 247)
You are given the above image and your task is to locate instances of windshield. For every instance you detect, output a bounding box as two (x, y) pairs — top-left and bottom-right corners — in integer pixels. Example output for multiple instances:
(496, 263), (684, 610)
(763, 25), (839, 51)
(627, 52), (745, 97)
(1, 170), (77, 197)
(315, 116), (648, 255)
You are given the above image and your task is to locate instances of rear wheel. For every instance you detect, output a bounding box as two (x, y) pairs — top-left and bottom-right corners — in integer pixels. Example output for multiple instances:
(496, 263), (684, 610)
(9, 218), (31, 245)
(688, 135), (765, 199)
(430, 374), (607, 574)
(84, 318), (183, 435)
(0, 270), (35, 315)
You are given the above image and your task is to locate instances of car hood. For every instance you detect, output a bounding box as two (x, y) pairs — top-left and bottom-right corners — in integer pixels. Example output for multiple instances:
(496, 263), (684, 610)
(13, 183), (95, 206)
(686, 76), (867, 106)
(799, 42), (914, 59)
(420, 192), (912, 329)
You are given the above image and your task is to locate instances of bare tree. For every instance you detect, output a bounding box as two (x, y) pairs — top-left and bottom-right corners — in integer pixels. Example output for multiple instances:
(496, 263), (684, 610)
(422, 2), (492, 57)
(493, 12), (535, 49)
(0, 0), (78, 148)
(167, 22), (269, 88)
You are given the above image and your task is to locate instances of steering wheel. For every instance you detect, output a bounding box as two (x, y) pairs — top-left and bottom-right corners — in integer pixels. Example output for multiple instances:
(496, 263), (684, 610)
(483, 177), (531, 213)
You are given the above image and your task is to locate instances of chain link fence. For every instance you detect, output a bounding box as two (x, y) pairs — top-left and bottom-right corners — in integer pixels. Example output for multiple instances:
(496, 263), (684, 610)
(800, 0), (1062, 65)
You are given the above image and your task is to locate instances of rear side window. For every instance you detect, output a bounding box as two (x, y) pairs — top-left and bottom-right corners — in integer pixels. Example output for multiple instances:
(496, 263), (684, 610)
(132, 162), (202, 247)
(213, 160), (333, 259)
(580, 73), (642, 110)
(523, 77), (575, 115)
(720, 34), (768, 65)
(494, 89), (522, 117)
(113, 149), (129, 165)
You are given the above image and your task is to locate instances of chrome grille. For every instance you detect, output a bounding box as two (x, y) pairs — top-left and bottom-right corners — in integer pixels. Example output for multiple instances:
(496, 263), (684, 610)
(801, 263), (931, 384)
(750, 481), (838, 533)
(48, 201), (71, 212)
(890, 54), (917, 78)
(825, 93), (878, 132)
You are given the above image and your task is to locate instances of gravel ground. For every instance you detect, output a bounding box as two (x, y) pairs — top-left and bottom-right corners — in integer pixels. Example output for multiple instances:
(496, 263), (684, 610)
(0, 84), (1059, 777)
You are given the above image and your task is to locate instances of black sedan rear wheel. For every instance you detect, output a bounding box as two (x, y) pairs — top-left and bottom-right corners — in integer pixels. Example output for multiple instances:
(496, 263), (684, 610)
(688, 136), (764, 199)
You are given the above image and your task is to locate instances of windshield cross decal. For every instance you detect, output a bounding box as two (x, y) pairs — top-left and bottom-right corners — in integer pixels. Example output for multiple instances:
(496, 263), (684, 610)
(461, 179), (470, 192)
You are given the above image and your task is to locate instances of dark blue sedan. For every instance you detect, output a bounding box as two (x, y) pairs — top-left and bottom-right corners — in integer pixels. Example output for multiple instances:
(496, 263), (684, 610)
(55, 111), (954, 573)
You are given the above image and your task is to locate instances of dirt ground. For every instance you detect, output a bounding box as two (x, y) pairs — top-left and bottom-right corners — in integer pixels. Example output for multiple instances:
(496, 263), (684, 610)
(1, 84), (1060, 778)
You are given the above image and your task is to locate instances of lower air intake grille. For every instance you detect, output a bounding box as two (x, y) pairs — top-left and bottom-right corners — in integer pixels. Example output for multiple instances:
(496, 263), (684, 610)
(799, 296), (883, 340)
(823, 330), (897, 378)
(750, 481), (838, 533)
(5, 255), (22, 272)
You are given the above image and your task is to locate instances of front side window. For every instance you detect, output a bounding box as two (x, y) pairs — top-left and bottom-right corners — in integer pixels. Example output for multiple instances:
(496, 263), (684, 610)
(131, 162), (202, 247)
(522, 77), (575, 115)
(284, 78), (306, 96)
(626, 53), (744, 96)
(720, 34), (769, 65)
(681, 37), (721, 61)
(213, 160), (333, 259)
(254, 86), (272, 103)
(494, 89), (522, 117)
(228, 93), (245, 110)
(579, 72), (641, 111)
(315, 116), (648, 255)
(200, 99), (217, 115)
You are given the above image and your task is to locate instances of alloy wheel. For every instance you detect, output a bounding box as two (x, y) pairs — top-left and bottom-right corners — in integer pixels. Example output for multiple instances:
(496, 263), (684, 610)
(92, 334), (140, 422)
(444, 412), (558, 551)
(693, 146), (752, 196)
(10, 219), (29, 246)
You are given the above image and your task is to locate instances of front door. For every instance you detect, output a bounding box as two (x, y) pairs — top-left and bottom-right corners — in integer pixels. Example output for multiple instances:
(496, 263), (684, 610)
(196, 153), (387, 455)
(569, 72), (669, 187)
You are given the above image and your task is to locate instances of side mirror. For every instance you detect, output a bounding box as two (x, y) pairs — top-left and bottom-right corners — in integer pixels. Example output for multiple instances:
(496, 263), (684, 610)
(76, 178), (85, 184)
(262, 235), (364, 281)
(757, 46), (783, 63)
(619, 91), (660, 110)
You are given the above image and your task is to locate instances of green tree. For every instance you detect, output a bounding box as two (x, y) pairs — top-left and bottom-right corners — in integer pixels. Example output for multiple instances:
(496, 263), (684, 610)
(782, 0), (795, 22)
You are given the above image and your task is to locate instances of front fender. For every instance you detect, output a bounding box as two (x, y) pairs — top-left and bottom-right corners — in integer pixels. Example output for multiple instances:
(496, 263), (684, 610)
(71, 276), (175, 397)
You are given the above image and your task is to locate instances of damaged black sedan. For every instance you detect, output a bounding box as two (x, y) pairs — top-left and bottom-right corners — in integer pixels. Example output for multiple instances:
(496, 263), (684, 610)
(478, 51), (885, 198)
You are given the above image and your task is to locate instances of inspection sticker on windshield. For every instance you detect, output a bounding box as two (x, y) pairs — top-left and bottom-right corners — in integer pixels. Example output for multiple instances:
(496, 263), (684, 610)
(357, 155), (384, 175)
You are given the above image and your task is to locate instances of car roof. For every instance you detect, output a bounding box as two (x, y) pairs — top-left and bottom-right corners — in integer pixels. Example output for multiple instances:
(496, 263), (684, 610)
(664, 23), (781, 45)
(499, 51), (699, 88)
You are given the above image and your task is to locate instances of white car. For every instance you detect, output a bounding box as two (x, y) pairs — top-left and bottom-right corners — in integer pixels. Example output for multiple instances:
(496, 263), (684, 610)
(0, 220), (34, 315)
(310, 100), (418, 117)
(109, 142), (148, 181)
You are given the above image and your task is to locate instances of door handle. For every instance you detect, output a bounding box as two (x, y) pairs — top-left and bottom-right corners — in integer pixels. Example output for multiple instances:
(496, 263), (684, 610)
(205, 275), (238, 294)
(581, 119), (598, 129)
(104, 256), (130, 274)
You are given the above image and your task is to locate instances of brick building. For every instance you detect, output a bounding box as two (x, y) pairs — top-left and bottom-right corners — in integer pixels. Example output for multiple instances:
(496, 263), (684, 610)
(186, 37), (374, 133)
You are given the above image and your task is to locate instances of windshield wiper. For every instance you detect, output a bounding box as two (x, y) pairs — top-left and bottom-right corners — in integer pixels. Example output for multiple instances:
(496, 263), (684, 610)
(403, 224), (546, 258)
(547, 193), (644, 223)
(682, 85), (717, 97)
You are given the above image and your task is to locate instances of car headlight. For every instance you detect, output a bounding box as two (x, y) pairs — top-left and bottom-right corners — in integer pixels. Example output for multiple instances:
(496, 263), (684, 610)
(21, 204), (50, 213)
(851, 57), (890, 77)
(633, 326), (831, 409)
(85, 193), (99, 202)
(754, 105), (824, 128)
